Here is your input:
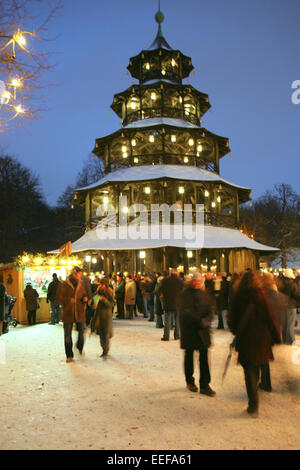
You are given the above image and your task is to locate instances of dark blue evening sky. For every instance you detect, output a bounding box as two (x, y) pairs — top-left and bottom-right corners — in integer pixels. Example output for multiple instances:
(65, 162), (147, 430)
(2, 0), (300, 206)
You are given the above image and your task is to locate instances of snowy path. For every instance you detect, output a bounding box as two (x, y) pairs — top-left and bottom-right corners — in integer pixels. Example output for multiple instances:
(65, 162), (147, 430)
(1, 317), (300, 450)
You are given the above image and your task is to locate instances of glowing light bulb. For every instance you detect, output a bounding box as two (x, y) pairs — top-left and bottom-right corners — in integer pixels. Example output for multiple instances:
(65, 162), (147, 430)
(103, 196), (109, 204)
(171, 58), (176, 67)
(178, 187), (185, 194)
(184, 157), (189, 163)
(187, 251), (193, 258)
(122, 145), (127, 153)
(151, 92), (156, 100)
(217, 196), (221, 203)
(2, 91), (11, 103)
(144, 187), (151, 194)
(130, 102), (137, 110)
(171, 135), (176, 142)
(145, 63), (150, 70)
(11, 78), (21, 87)
(149, 135), (155, 143)
(197, 144), (203, 152)
(204, 191), (209, 197)
(14, 33), (26, 46)
(15, 104), (24, 114)
(211, 202), (216, 208)
(134, 157), (139, 163)
(188, 138), (194, 146)
(131, 139), (136, 146)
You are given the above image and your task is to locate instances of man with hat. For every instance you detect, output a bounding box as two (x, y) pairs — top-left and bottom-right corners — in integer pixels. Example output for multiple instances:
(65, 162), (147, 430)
(56, 267), (88, 362)
(91, 277), (115, 358)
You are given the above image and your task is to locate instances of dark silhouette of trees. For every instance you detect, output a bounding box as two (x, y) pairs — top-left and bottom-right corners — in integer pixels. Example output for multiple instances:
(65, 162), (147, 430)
(240, 184), (300, 268)
(0, 154), (55, 261)
(51, 155), (104, 250)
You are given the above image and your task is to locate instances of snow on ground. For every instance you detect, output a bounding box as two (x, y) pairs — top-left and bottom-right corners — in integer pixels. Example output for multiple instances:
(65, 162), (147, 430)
(1, 315), (300, 450)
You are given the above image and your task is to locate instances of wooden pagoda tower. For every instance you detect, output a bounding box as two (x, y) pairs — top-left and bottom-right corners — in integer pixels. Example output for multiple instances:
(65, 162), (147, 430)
(71, 8), (277, 274)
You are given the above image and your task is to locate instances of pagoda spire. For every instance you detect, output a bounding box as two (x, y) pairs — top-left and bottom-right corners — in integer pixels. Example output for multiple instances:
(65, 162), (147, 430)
(148, 1), (172, 50)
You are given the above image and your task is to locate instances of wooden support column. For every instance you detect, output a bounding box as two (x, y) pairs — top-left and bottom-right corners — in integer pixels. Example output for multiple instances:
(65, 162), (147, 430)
(162, 247), (167, 271)
(196, 249), (201, 270)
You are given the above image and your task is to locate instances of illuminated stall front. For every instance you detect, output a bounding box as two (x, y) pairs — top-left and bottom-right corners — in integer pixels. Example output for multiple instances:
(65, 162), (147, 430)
(0, 254), (83, 324)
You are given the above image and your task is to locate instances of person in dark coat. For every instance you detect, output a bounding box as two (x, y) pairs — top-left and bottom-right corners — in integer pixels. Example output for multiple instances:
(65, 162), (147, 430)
(228, 271), (281, 416)
(135, 275), (144, 316)
(178, 272), (216, 396)
(0, 275), (7, 335)
(115, 273), (125, 319)
(160, 269), (183, 341)
(24, 283), (39, 325)
(56, 267), (88, 362)
(278, 269), (300, 344)
(91, 277), (115, 358)
(46, 273), (61, 324)
(153, 273), (165, 328)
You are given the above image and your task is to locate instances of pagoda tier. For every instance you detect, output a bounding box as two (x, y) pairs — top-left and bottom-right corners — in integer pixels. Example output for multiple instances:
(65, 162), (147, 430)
(93, 122), (230, 175)
(74, 164), (251, 231)
(127, 11), (193, 84)
(111, 81), (211, 127)
(127, 48), (194, 85)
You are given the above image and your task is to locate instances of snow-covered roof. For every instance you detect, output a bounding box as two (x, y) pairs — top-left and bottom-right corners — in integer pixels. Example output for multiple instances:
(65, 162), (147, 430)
(124, 117), (200, 129)
(75, 164), (250, 193)
(48, 225), (278, 254)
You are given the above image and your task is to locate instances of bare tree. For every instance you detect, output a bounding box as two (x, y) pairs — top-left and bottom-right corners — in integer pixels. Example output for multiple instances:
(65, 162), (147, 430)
(240, 184), (300, 268)
(0, 0), (61, 131)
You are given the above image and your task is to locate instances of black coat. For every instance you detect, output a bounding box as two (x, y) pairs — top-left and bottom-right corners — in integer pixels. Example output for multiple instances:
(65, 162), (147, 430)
(161, 274), (183, 311)
(179, 286), (214, 350)
(115, 279), (125, 299)
(228, 288), (281, 367)
(47, 279), (60, 302)
(0, 282), (6, 321)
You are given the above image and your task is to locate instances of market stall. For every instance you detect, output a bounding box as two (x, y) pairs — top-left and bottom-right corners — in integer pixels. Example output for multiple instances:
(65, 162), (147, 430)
(0, 254), (83, 324)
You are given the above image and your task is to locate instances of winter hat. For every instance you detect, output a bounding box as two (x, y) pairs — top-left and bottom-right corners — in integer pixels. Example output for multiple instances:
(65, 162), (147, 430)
(285, 268), (295, 279)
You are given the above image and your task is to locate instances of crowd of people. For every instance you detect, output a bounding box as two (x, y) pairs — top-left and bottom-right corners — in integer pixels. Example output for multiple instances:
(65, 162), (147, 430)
(1, 266), (300, 417)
